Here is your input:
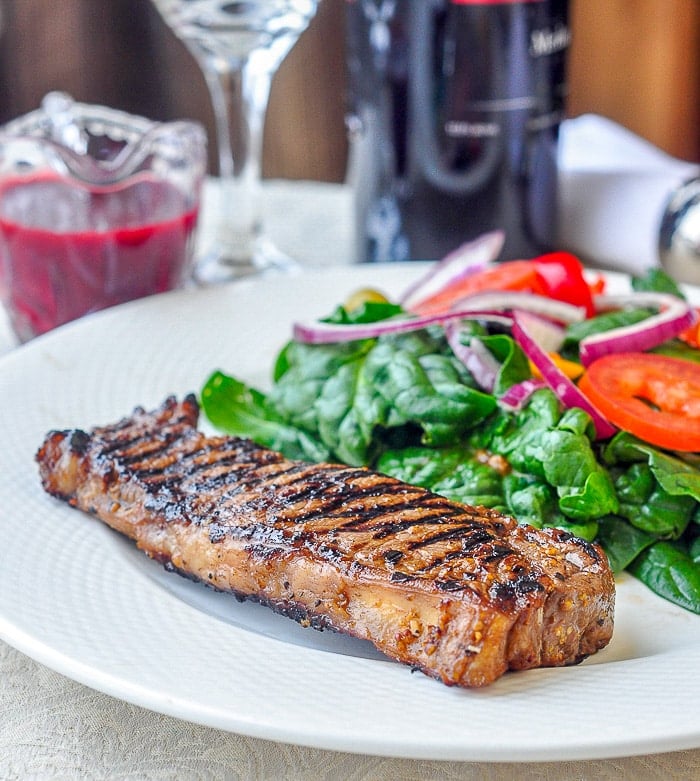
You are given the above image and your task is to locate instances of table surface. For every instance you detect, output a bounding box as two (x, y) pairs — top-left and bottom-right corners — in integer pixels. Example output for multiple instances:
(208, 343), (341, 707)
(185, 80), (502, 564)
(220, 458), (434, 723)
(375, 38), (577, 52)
(2, 178), (700, 780)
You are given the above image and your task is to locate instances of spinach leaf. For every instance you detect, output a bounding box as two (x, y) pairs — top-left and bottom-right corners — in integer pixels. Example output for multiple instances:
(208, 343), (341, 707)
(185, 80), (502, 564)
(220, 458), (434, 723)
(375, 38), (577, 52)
(377, 446), (464, 488)
(431, 461), (504, 510)
(325, 300), (404, 325)
(361, 336), (497, 447)
(554, 517), (600, 542)
(558, 406), (596, 438)
(556, 469), (617, 523)
(315, 358), (373, 465)
(503, 473), (558, 528)
(377, 445), (507, 512)
(651, 340), (700, 364)
(472, 389), (561, 475)
(479, 389), (618, 520)
(269, 339), (372, 436)
(200, 371), (329, 462)
(691, 536), (700, 563)
(631, 267), (685, 298)
(603, 432), (700, 501)
(478, 333), (531, 394)
(596, 515), (656, 573)
(628, 541), (700, 614)
(272, 341), (293, 382)
(613, 461), (694, 538)
(539, 429), (618, 520)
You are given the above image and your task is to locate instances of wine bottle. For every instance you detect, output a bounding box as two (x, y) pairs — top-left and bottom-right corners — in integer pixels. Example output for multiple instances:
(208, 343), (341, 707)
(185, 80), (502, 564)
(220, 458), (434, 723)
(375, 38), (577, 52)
(345, 0), (571, 262)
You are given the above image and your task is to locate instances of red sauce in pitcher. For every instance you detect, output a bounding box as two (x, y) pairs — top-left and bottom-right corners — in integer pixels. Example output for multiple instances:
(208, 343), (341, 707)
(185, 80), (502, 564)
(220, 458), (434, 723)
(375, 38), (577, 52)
(0, 172), (198, 341)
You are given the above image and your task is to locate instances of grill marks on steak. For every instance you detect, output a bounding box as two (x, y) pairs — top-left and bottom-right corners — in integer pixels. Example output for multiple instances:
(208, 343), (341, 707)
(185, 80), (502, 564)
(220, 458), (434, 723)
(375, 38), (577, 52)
(36, 395), (615, 687)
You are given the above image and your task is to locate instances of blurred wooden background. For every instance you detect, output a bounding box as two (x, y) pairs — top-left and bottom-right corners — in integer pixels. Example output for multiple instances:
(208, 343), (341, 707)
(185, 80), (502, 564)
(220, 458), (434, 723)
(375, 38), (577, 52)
(0, 0), (697, 182)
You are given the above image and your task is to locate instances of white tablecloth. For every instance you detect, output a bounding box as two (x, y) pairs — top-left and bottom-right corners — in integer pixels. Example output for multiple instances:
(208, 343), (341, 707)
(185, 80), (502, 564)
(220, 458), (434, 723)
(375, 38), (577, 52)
(2, 118), (700, 780)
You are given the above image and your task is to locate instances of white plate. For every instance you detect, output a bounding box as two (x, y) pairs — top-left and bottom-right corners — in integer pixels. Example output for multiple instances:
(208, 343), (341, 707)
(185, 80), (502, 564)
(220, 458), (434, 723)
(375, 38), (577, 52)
(1, 264), (699, 762)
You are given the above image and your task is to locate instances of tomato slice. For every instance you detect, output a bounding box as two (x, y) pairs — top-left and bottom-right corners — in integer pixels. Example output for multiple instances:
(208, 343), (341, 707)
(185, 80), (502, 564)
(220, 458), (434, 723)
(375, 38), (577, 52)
(578, 352), (700, 451)
(411, 260), (546, 315)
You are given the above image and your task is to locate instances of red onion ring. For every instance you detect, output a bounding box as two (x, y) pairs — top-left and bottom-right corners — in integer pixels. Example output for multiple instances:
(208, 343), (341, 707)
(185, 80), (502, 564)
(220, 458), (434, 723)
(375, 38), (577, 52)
(580, 292), (697, 366)
(293, 292), (584, 345)
(498, 378), (547, 411)
(400, 230), (505, 310)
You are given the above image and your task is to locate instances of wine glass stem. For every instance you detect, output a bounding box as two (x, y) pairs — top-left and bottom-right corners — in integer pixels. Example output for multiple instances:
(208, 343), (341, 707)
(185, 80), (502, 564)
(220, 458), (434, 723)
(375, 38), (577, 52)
(202, 57), (273, 264)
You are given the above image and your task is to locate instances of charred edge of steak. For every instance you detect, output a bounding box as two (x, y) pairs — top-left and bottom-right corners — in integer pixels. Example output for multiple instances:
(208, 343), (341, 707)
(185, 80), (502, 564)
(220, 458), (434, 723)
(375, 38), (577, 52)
(160, 554), (336, 632)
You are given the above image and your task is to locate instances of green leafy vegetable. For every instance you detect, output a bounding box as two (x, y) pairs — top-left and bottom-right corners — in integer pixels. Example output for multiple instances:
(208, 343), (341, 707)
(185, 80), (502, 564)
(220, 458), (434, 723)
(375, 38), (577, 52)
(612, 462), (694, 538)
(628, 542), (700, 614)
(324, 299), (405, 325)
(631, 267), (685, 298)
(201, 371), (329, 462)
(377, 446), (506, 510)
(651, 339), (700, 364)
(603, 432), (700, 502)
(596, 515), (656, 572)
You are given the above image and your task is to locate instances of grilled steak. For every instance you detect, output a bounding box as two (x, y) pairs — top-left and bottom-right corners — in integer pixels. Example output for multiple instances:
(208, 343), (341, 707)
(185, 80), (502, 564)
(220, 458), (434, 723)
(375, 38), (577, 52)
(36, 395), (614, 687)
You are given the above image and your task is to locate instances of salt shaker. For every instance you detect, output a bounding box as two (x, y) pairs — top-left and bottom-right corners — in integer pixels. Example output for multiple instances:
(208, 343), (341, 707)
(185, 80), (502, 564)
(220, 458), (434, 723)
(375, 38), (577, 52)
(658, 177), (700, 285)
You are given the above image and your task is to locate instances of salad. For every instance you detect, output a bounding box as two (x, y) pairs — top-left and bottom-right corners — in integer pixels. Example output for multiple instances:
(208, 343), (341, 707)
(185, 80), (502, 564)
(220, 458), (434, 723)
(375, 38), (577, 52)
(201, 232), (700, 614)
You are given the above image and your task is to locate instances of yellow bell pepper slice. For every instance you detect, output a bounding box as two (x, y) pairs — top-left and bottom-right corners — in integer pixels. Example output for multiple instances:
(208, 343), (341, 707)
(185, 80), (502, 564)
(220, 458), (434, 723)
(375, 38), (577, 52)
(529, 354), (584, 381)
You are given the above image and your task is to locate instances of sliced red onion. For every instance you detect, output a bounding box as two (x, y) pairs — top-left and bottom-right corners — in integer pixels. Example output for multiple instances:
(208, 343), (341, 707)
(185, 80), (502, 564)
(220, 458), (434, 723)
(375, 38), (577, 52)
(445, 323), (502, 392)
(445, 291), (586, 325)
(511, 310), (617, 440)
(498, 378), (547, 411)
(400, 230), (505, 310)
(293, 308), (511, 345)
(580, 292), (697, 366)
(293, 292), (582, 345)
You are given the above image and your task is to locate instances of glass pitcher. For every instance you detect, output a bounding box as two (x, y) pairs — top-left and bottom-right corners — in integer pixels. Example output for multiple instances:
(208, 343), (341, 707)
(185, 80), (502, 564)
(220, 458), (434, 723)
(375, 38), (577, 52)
(0, 92), (207, 342)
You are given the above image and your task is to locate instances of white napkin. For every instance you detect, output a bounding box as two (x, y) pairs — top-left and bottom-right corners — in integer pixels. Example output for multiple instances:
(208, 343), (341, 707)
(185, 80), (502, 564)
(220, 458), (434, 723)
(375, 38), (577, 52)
(558, 114), (699, 274)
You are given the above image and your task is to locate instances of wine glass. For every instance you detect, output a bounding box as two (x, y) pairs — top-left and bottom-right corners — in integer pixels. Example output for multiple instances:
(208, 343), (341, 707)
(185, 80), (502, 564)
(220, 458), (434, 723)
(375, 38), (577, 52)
(151, 0), (321, 282)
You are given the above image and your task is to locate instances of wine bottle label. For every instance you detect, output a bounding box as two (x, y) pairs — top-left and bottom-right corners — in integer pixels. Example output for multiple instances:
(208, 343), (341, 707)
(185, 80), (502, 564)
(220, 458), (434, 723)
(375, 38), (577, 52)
(530, 21), (571, 56)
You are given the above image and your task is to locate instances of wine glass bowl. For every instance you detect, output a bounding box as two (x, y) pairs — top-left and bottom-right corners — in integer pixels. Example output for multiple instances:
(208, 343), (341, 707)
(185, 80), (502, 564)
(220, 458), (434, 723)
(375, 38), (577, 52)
(151, 0), (320, 282)
(154, 1), (318, 66)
